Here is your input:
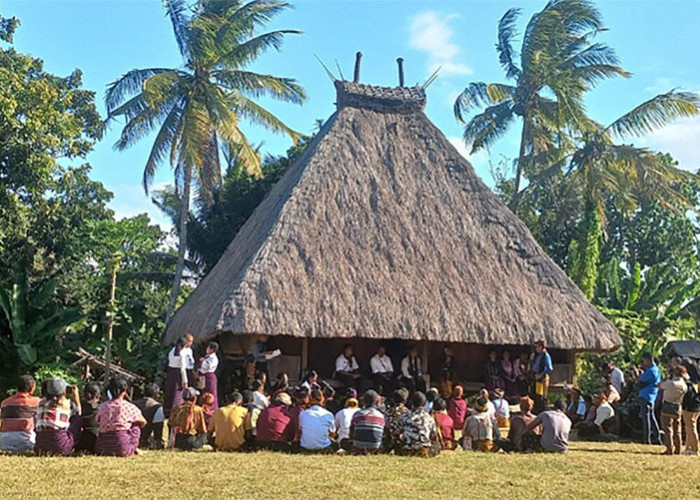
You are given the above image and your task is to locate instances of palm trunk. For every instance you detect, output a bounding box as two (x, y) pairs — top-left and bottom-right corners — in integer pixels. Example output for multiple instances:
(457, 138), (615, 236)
(165, 165), (192, 324)
(105, 258), (119, 381)
(510, 117), (529, 210)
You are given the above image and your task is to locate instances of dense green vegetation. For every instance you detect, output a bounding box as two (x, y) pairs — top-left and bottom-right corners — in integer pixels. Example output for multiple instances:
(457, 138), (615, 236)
(0, 0), (698, 395)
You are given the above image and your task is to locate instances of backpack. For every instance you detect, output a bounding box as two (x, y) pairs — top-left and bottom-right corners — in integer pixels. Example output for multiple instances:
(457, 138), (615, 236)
(682, 382), (700, 413)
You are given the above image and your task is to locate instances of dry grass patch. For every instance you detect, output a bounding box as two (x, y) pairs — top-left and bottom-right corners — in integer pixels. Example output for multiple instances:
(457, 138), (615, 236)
(1, 441), (698, 499)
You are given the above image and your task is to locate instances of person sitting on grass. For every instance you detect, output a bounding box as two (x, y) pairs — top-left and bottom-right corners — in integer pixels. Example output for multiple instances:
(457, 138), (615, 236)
(425, 387), (439, 413)
(565, 386), (587, 424)
(492, 388), (510, 429)
(169, 387), (208, 451)
(252, 379), (270, 410)
(350, 390), (386, 455)
(397, 391), (440, 457)
(201, 392), (216, 428)
(335, 395), (359, 451)
(432, 397), (454, 450)
(600, 376), (620, 404)
(498, 396), (539, 452)
(76, 382), (101, 454)
(576, 391), (615, 439)
(384, 388), (410, 452)
(209, 392), (252, 452)
(35, 379), (82, 456)
(96, 377), (146, 457)
(299, 388), (336, 453)
(0, 375), (40, 453)
(447, 385), (467, 445)
(256, 392), (295, 452)
(463, 397), (500, 452)
(134, 383), (165, 450)
(522, 398), (571, 453)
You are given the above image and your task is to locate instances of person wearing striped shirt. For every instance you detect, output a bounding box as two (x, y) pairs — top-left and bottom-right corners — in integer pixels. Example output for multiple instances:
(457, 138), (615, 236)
(350, 390), (386, 454)
(0, 375), (40, 452)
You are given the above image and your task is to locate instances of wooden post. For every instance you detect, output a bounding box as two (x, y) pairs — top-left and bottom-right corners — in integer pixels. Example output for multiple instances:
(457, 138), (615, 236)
(397, 57), (404, 87)
(422, 340), (429, 387)
(301, 338), (309, 379)
(105, 256), (119, 382)
(567, 350), (577, 385)
(353, 52), (362, 83)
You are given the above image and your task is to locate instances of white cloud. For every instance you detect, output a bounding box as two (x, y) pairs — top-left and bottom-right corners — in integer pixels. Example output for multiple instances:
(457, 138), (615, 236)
(409, 11), (472, 77)
(107, 181), (172, 227)
(638, 116), (700, 172)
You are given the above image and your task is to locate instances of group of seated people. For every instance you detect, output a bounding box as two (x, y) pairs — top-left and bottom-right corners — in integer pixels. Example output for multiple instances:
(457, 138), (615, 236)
(0, 373), (572, 457)
(0, 375), (149, 456)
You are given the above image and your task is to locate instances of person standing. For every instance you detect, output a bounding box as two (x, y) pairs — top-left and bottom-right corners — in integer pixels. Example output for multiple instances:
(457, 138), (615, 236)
(500, 349), (519, 401)
(370, 345), (394, 395)
(483, 349), (504, 397)
(198, 341), (219, 411)
(440, 345), (457, 398)
(532, 340), (553, 410)
(35, 379), (82, 456)
(164, 336), (190, 418)
(400, 346), (427, 394)
(249, 334), (275, 382)
(606, 361), (626, 395)
(0, 375), (40, 453)
(658, 366), (687, 455)
(637, 352), (662, 446)
(681, 373), (700, 456)
(517, 351), (533, 397)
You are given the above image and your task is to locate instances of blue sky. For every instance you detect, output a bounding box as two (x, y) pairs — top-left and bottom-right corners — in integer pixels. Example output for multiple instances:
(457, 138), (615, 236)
(4, 0), (700, 226)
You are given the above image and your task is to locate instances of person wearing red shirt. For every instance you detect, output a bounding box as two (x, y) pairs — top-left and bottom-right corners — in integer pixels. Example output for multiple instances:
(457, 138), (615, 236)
(447, 385), (467, 443)
(433, 398), (454, 449)
(256, 392), (295, 452)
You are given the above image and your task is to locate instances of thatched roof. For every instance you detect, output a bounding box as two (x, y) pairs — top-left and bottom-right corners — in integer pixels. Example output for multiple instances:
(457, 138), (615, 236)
(165, 80), (620, 352)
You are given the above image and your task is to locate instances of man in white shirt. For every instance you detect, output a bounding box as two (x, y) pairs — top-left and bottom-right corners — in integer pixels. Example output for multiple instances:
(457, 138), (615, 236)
(335, 344), (362, 390)
(370, 345), (395, 395)
(299, 389), (337, 452)
(607, 362), (625, 395)
(400, 345), (426, 393)
(334, 397), (359, 450)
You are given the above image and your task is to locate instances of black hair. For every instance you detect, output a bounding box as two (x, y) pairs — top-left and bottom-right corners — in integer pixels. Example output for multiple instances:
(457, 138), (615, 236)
(143, 383), (160, 399)
(207, 341), (219, 353)
(230, 391), (243, 404)
(276, 372), (288, 380)
(84, 382), (101, 401)
(475, 397), (489, 410)
(411, 391), (427, 408)
(641, 352), (653, 362)
(303, 370), (318, 383)
(553, 398), (567, 411)
(362, 390), (379, 408)
(241, 390), (254, 405)
(426, 389), (437, 402)
(310, 387), (324, 402)
(433, 397), (447, 412)
(17, 375), (35, 393)
(175, 336), (188, 350)
(252, 380), (264, 391)
(108, 377), (129, 399)
(392, 388), (408, 405)
(295, 387), (310, 400)
(255, 370), (267, 381)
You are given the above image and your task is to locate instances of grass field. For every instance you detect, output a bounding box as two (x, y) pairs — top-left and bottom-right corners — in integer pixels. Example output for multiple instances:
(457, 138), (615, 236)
(1, 441), (698, 499)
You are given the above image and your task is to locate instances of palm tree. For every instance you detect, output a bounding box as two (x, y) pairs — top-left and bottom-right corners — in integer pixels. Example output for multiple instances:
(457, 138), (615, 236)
(454, 0), (628, 202)
(557, 91), (700, 298)
(105, 0), (305, 322)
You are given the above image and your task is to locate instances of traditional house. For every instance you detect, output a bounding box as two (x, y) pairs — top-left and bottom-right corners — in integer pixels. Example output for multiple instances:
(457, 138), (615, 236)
(164, 58), (620, 390)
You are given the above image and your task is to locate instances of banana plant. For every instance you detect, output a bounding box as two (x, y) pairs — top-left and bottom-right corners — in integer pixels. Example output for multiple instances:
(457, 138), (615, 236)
(0, 262), (81, 367)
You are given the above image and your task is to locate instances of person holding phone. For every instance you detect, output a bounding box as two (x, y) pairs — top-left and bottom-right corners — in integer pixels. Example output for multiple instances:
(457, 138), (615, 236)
(35, 379), (82, 456)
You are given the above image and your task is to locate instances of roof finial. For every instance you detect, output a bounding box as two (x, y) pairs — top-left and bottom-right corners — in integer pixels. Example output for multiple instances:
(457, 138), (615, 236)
(397, 57), (405, 87)
(353, 52), (363, 83)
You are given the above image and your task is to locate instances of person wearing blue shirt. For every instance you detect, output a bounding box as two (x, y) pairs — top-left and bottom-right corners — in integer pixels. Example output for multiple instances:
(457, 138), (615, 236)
(299, 388), (337, 452)
(532, 340), (553, 409)
(637, 352), (662, 445)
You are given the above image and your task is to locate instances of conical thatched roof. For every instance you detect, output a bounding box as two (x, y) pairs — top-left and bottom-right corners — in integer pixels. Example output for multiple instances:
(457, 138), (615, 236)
(164, 80), (620, 352)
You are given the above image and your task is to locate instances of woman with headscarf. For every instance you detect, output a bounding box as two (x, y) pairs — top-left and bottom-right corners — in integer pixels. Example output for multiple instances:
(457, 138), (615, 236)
(462, 396), (500, 452)
(35, 379), (82, 456)
(169, 387), (208, 451)
(96, 377), (146, 457)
